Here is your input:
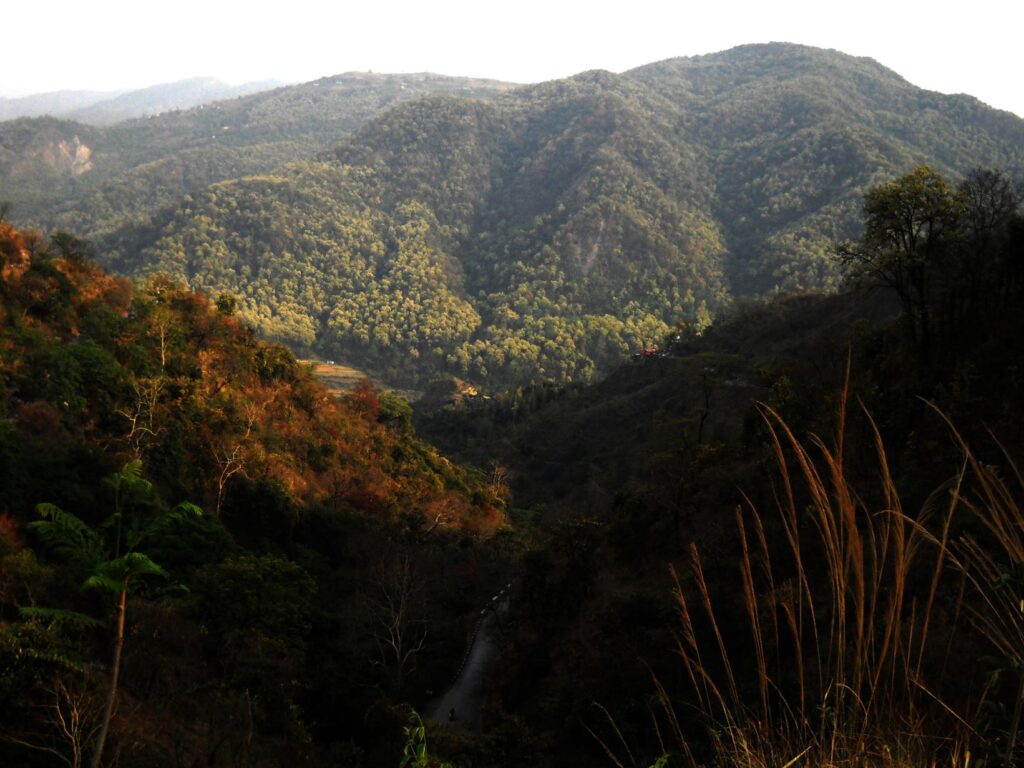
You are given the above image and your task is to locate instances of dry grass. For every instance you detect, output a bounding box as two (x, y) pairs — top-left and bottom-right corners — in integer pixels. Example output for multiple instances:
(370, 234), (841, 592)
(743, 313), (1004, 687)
(646, 371), (1024, 767)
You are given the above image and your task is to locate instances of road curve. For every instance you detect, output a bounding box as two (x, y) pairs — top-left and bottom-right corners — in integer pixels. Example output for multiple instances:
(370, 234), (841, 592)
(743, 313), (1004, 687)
(426, 588), (511, 729)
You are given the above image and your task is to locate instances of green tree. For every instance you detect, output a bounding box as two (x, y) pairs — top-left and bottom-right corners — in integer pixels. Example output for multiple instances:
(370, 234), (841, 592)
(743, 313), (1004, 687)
(48, 231), (95, 263)
(837, 166), (963, 371)
(29, 460), (201, 768)
(215, 292), (238, 316)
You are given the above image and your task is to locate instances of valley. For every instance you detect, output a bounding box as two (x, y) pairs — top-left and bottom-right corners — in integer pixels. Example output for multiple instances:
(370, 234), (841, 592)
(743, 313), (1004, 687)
(1, 41), (1023, 768)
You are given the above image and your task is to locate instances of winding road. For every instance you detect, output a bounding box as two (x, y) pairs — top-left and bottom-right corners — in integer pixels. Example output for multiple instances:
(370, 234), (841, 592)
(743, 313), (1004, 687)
(426, 586), (511, 729)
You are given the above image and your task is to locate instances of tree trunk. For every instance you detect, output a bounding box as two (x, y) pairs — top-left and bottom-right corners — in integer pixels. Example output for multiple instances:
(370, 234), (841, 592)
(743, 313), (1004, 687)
(90, 585), (126, 768)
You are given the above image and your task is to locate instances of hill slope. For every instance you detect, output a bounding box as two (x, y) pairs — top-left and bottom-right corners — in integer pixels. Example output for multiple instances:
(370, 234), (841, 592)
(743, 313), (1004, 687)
(0, 72), (517, 237)
(91, 44), (1024, 388)
(0, 88), (122, 122)
(626, 43), (1024, 291)
(0, 220), (513, 766)
(0, 77), (278, 124)
(63, 77), (281, 125)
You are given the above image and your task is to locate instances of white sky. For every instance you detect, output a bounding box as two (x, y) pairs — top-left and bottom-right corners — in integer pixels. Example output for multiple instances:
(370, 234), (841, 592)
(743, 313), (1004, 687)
(4, 0), (1022, 117)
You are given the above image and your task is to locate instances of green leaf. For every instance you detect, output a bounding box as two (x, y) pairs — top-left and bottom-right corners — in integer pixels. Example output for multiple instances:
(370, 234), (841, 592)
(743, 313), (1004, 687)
(106, 552), (169, 581)
(104, 458), (154, 500)
(18, 606), (104, 629)
(29, 503), (105, 569)
(135, 501), (204, 546)
(169, 501), (203, 519)
(83, 553), (167, 592)
(83, 572), (126, 593)
(122, 459), (143, 479)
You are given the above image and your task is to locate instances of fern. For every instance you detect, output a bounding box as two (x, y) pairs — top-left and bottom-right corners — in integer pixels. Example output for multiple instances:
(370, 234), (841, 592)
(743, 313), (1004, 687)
(18, 606), (104, 630)
(83, 553), (167, 593)
(133, 500), (203, 548)
(28, 503), (104, 570)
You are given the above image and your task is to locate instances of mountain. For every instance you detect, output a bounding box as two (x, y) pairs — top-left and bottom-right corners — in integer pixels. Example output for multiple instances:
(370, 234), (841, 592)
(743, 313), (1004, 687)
(3, 45), (1022, 391)
(0, 220), (512, 766)
(410, 163), (1024, 763)
(0, 77), (278, 124)
(625, 44), (1024, 292)
(63, 77), (281, 125)
(0, 88), (126, 121)
(66, 43), (1024, 389)
(0, 72), (517, 235)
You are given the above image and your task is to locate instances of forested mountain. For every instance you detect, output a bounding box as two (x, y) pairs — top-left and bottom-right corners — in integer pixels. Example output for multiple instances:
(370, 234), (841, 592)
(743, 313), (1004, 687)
(0, 89), (121, 122)
(0, 78), (278, 124)
(0, 72), (517, 237)
(46, 43), (1023, 389)
(2, 60), (1024, 764)
(413, 165), (1024, 766)
(627, 44), (1024, 292)
(0, 221), (513, 766)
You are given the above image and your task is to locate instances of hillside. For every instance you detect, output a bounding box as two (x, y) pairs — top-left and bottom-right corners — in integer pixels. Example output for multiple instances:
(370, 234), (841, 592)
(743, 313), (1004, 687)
(0, 72), (517, 237)
(1, 150), (1022, 767)
(0, 77), (278, 124)
(627, 43), (1024, 292)
(62, 77), (281, 126)
(80, 43), (1024, 389)
(0, 89), (121, 122)
(0, 220), (514, 767)
(412, 164), (1024, 765)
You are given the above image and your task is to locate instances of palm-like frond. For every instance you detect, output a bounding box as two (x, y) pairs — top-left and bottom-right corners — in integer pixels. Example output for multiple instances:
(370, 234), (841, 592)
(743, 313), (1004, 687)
(102, 458), (154, 501)
(28, 503), (105, 569)
(18, 606), (104, 629)
(83, 552), (168, 593)
(134, 500), (203, 547)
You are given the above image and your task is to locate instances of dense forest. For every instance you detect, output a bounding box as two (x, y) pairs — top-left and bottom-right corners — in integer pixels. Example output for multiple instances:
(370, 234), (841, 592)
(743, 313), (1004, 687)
(2, 41), (1024, 768)
(0, 72), (516, 241)
(415, 164), (1024, 766)
(0, 220), (515, 766)
(2, 163), (1023, 766)
(8, 44), (1021, 389)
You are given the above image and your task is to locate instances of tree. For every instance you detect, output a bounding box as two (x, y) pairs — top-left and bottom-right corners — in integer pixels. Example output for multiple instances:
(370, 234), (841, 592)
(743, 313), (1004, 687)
(215, 292), (238, 316)
(116, 377), (165, 458)
(956, 168), (1020, 314)
(0, 675), (102, 768)
(48, 232), (95, 263)
(960, 167), (1018, 243)
(29, 460), (201, 768)
(366, 554), (427, 694)
(837, 166), (963, 371)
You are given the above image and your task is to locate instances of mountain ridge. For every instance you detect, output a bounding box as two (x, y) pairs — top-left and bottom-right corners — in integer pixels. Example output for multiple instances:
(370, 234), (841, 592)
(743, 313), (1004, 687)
(0, 76), (281, 125)
(4, 43), (1023, 388)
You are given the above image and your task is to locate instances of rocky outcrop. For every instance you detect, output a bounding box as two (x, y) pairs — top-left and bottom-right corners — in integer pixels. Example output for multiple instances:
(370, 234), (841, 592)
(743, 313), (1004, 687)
(46, 135), (94, 175)
(8, 134), (94, 178)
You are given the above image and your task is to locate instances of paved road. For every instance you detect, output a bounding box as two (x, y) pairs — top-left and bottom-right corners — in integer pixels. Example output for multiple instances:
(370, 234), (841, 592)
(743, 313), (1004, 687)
(426, 591), (510, 729)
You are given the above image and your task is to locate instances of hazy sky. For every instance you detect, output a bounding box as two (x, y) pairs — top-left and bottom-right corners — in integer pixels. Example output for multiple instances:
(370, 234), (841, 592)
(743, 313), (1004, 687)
(5, 0), (1022, 116)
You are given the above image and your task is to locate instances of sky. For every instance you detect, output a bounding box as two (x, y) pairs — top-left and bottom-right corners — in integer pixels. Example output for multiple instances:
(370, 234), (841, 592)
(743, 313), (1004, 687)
(5, 0), (1022, 117)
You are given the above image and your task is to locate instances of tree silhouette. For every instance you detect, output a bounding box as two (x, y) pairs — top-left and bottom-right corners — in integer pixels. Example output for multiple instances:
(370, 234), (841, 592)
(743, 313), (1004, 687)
(29, 460), (201, 768)
(837, 166), (963, 372)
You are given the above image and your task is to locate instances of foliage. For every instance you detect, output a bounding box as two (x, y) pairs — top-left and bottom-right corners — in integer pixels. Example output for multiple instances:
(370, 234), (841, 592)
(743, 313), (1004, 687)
(414, 164), (1023, 766)
(400, 710), (453, 768)
(0, 221), (513, 766)
(9, 45), (1023, 390)
(0, 73), (516, 241)
(838, 166), (1022, 380)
